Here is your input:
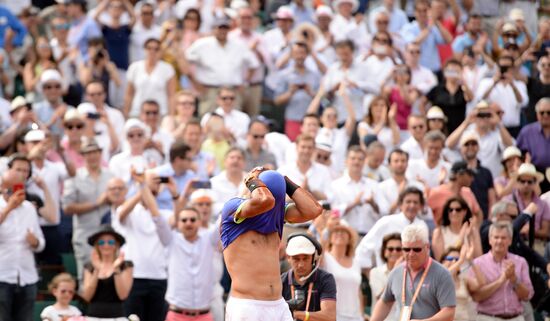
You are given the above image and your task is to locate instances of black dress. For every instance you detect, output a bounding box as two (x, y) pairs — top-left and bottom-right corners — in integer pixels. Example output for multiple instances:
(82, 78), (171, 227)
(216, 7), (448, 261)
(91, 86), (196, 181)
(84, 261), (133, 318)
(427, 84), (468, 133)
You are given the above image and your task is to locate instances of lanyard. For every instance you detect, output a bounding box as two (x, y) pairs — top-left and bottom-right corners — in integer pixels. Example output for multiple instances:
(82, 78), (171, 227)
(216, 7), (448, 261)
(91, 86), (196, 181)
(401, 258), (432, 308)
(289, 271), (314, 312)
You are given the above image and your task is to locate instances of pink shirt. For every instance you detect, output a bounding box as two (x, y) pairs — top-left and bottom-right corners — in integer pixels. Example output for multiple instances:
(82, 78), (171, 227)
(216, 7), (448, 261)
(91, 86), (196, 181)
(471, 251), (533, 316)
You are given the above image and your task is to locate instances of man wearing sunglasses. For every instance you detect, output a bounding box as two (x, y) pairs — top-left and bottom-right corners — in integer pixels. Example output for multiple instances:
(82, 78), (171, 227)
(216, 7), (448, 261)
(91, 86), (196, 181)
(244, 117), (277, 171)
(33, 69), (72, 138)
(517, 98), (550, 193)
(371, 224), (456, 321)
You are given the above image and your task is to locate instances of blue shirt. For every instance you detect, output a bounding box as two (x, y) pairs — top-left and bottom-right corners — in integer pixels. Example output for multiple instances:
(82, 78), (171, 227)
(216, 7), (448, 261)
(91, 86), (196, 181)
(154, 163), (196, 210)
(0, 6), (27, 47)
(451, 32), (492, 54)
(289, 3), (315, 25)
(275, 66), (320, 121)
(68, 16), (101, 60)
(401, 22), (444, 71)
(368, 6), (408, 34)
(33, 101), (74, 137)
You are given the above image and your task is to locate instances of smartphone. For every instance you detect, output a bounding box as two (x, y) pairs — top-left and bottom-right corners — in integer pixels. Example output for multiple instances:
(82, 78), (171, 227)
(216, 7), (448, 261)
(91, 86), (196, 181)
(499, 65), (509, 75)
(159, 176), (169, 183)
(87, 112), (101, 120)
(191, 181), (211, 189)
(13, 183), (24, 193)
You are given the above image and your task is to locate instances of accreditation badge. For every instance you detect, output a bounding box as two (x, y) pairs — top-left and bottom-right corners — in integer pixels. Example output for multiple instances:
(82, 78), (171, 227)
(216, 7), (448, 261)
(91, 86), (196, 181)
(399, 305), (412, 321)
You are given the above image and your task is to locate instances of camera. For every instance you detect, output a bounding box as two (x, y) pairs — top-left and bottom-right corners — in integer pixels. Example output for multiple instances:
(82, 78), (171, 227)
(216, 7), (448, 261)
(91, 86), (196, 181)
(159, 176), (170, 183)
(286, 289), (306, 312)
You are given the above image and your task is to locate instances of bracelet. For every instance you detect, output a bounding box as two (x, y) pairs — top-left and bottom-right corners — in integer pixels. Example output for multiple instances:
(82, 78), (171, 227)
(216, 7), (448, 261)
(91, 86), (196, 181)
(304, 311), (310, 321)
(246, 178), (266, 192)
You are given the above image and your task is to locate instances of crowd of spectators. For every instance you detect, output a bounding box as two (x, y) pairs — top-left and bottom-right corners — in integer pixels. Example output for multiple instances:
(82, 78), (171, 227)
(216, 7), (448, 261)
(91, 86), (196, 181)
(1, 0), (550, 320)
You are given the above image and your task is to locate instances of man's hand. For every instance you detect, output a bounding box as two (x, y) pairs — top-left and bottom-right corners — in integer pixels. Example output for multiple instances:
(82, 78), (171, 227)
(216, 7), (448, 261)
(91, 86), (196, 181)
(504, 261), (516, 281)
(164, 177), (179, 199)
(244, 166), (265, 186)
(7, 189), (26, 211)
(26, 228), (39, 248)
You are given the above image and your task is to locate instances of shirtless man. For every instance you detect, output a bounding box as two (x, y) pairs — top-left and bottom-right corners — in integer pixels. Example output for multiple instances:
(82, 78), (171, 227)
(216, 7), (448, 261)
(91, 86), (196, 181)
(221, 168), (322, 320)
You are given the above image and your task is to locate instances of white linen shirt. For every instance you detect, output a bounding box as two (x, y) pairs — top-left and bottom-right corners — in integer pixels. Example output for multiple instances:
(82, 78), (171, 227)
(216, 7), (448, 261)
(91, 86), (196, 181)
(185, 36), (260, 87)
(405, 158), (451, 188)
(329, 173), (389, 234)
(474, 78), (528, 127)
(28, 160), (68, 226)
(400, 136), (423, 160)
(355, 212), (428, 268)
(378, 178), (425, 214)
(278, 162), (332, 198)
(0, 199), (45, 285)
(165, 225), (221, 309)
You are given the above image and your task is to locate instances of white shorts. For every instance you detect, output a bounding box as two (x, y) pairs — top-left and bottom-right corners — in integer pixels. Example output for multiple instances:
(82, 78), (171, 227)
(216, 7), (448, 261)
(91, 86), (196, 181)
(225, 297), (293, 321)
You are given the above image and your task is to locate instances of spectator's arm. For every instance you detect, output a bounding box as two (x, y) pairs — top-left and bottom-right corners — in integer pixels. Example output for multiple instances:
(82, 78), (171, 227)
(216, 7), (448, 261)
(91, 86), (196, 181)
(123, 0), (137, 27)
(445, 113), (474, 148)
(293, 300), (336, 321)
(369, 298), (394, 321)
(92, 0), (109, 25)
(166, 76), (176, 116)
(497, 123), (514, 147)
(123, 82), (135, 117)
(310, 50), (327, 75)
(23, 63), (40, 93)
(306, 83), (325, 114)
(341, 83), (356, 137)
(5, 9), (27, 47)
(274, 83), (297, 106)
(81, 267), (99, 302)
(470, 264), (507, 302)
(432, 227), (445, 261)
(113, 265), (133, 300)
(106, 62), (121, 87)
(434, 21), (453, 44)
(36, 184), (57, 224)
(117, 189), (141, 223)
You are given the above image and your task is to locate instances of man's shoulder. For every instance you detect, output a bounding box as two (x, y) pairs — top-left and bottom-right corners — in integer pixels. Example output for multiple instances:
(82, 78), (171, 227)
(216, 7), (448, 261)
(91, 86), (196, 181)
(221, 197), (247, 218)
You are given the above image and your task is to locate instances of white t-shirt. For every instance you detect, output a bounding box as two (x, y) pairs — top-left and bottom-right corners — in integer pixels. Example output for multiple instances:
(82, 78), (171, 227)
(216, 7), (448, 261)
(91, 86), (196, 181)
(324, 253), (363, 321)
(405, 158), (451, 188)
(40, 305), (81, 321)
(126, 60), (175, 117)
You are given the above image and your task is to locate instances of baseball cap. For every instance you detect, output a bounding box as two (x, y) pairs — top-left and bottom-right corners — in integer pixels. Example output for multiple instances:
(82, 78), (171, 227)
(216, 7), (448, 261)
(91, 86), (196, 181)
(459, 132), (480, 147)
(40, 69), (63, 85)
(190, 189), (215, 203)
(10, 96), (29, 113)
(451, 161), (475, 176)
(286, 235), (316, 256)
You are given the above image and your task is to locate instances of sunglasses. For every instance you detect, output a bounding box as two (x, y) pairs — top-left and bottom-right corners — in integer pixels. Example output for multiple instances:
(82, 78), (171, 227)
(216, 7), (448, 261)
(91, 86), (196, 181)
(386, 246), (402, 252)
(88, 91), (105, 97)
(448, 207), (464, 213)
(220, 96), (236, 101)
(464, 141), (478, 147)
(402, 247), (423, 253)
(538, 111), (550, 116)
(145, 110), (159, 116)
(141, 11), (154, 16)
(65, 123), (84, 130)
(59, 289), (75, 294)
(194, 202), (212, 206)
(97, 239), (116, 246)
(127, 132), (144, 139)
(477, 113), (492, 118)
(53, 23), (71, 30)
(373, 37), (390, 44)
(518, 179), (536, 185)
(444, 256), (459, 262)
(181, 217), (197, 223)
(43, 84), (61, 90)
(252, 134), (265, 139)
(408, 50), (420, 54)
(178, 101), (195, 106)
(317, 154), (330, 161)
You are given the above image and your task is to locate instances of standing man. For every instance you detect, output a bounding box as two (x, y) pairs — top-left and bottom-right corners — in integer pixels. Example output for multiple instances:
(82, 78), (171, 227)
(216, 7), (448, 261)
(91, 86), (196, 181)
(370, 224), (456, 321)
(221, 169), (322, 320)
(244, 118), (277, 171)
(470, 221), (534, 321)
(405, 130), (451, 188)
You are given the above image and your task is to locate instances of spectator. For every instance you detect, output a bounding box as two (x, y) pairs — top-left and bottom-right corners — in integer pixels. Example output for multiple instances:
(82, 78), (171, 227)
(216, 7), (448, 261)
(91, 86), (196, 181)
(125, 38), (176, 117)
(0, 4), (27, 50)
(365, 8), (407, 61)
(201, 114), (232, 170)
(358, 97), (399, 157)
(494, 146), (524, 199)
(431, 196), (482, 261)
(278, 134), (332, 200)
(469, 221), (534, 321)
(158, 19), (187, 94)
(451, 14), (486, 57)
(153, 140), (196, 210)
(274, 42), (321, 141)
(161, 90), (197, 138)
(400, 114), (428, 160)
(368, 0), (408, 34)
(400, 0), (451, 73)
(33, 69), (70, 138)
(162, 207), (221, 321)
(179, 8), (202, 51)
(425, 59), (473, 133)
(363, 141), (391, 182)
(243, 117), (277, 171)
(81, 225), (133, 319)
(405, 42), (438, 95)
(475, 55), (528, 137)
(382, 64), (418, 132)
(447, 101), (514, 178)
(504, 163), (550, 246)
(41, 273), (82, 321)
(289, 0), (315, 25)
(323, 224), (363, 321)
(516, 98), (550, 193)
(78, 102), (120, 162)
(49, 14), (79, 106)
(369, 233), (402, 321)
(427, 161), (482, 225)
(426, 106), (447, 134)
(210, 147), (246, 214)
(85, 81), (125, 140)
(329, 0), (362, 43)
(363, 31), (397, 97)
(23, 37), (57, 98)
(181, 119), (217, 179)
(114, 170), (171, 321)
(139, 100), (174, 162)
(103, 177), (128, 224)
(0, 169), (45, 321)
(356, 187), (429, 270)
(405, 130), (451, 188)
(459, 132), (497, 218)
(66, 0), (101, 59)
(189, 189), (217, 226)
(526, 55), (550, 124)
(281, 234), (337, 321)
(329, 146), (387, 236)
(369, 224), (456, 321)
(129, 2), (161, 63)
(59, 109), (87, 168)
(63, 138), (113, 279)
(186, 15), (259, 115)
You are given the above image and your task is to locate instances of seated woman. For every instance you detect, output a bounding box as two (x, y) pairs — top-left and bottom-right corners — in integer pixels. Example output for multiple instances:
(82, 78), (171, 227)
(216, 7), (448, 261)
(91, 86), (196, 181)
(432, 196), (482, 261)
(81, 225), (133, 320)
(369, 233), (402, 321)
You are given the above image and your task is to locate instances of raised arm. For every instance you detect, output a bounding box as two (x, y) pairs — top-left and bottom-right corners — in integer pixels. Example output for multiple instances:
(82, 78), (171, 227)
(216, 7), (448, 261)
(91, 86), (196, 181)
(234, 168), (275, 220)
(284, 176), (323, 224)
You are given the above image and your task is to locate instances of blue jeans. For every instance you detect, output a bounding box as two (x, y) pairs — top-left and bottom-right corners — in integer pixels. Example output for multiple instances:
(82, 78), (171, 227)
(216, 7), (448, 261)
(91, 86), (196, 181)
(0, 282), (37, 321)
(125, 278), (167, 321)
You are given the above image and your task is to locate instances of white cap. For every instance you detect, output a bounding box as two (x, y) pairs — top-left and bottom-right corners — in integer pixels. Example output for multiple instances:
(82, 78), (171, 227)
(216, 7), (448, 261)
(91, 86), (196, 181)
(24, 129), (46, 142)
(315, 5), (333, 18)
(286, 235), (316, 256)
(426, 106), (446, 120)
(10, 96), (29, 113)
(459, 132), (480, 147)
(333, 0), (359, 12)
(517, 163), (544, 183)
(77, 102), (97, 115)
(124, 118), (151, 138)
(509, 8), (525, 21)
(190, 189), (215, 203)
(315, 136), (332, 152)
(275, 5), (294, 20)
(64, 108), (85, 123)
(40, 69), (63, 85)
(501, 146), (522, 162)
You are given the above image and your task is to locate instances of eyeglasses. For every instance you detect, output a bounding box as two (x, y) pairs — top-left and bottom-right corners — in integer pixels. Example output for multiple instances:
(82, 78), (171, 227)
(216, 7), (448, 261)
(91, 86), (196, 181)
(53, 23), (71, 30)
(518, 179), (536, 185)
(108, 186), (125, 191)
(464, 141), (478, 147)
(97, 239), (116, 246)
(220, 96), (236, 101)
(65, 123), (84, 130)
(59, 289), (75, 295)
(181, 217), (197, 223)
(538, 111), (550, 116)
(408, 50), (420, 54)
(252, 134), (265, 139)
(317, 154), (330, 161)
(448, 207), (464, 213)
(377, 20), (389, 25)
(43, 84), (61, 90)
(145, 110), (159, 116)
(540, 64), (550, 68)
(402, 247), (423, 253)
(444, 256), (459, 262)
(87, 91), (105, 97)
(386, 246), (402, 252)
(127, 132), (144, 139)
